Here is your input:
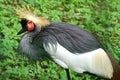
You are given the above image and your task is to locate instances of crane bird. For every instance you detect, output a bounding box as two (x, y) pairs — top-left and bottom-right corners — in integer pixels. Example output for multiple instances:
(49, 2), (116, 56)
(16, 9), (120, 80)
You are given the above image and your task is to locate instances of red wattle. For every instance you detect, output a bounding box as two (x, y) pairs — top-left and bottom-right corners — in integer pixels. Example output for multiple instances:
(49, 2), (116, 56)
(27, 20), (34, 31)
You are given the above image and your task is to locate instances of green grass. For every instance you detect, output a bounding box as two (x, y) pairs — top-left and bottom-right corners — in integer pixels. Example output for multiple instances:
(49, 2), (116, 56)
(0, 0), (120, 80)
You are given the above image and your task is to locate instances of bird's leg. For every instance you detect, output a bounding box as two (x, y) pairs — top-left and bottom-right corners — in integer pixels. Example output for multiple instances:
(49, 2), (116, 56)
(65, 69), (71, 80)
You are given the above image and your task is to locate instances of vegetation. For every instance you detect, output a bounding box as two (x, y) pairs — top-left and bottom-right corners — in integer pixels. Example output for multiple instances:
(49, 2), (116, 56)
(0, 0), (120, 80)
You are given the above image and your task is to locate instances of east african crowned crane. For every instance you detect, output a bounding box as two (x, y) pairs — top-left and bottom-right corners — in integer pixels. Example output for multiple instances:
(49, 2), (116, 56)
(16, 9), (120, 80)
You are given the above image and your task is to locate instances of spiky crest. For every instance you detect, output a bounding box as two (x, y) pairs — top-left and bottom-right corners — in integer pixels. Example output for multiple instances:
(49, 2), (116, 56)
(15, 6), (50, 28)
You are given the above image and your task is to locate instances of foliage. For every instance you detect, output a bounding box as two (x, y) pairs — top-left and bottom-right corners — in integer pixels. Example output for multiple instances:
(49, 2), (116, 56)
(0, 0), (120, 80)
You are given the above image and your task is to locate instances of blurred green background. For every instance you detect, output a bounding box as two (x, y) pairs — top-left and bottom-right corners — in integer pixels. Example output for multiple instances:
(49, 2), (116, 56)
(0, 0), (120, 80)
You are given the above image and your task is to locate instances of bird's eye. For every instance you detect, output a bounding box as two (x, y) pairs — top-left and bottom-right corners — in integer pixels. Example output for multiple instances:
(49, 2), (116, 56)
(27, 20), (35, 31)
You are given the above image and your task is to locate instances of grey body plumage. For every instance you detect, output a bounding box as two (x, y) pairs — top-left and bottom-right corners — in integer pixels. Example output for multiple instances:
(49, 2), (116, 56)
(18, 21), (120, 80)
(19, 22), (102, 60)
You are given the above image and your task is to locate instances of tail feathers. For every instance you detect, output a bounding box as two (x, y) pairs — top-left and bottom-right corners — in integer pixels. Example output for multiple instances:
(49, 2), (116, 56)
(107, 54), (120, 80)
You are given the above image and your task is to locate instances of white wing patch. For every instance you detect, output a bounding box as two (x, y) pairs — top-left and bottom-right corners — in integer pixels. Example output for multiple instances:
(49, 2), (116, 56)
(43, 42), (113, 79)
(92, 49), (113, 78)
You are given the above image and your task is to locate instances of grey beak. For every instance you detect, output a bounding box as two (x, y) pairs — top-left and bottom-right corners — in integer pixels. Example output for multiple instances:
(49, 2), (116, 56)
(17, 28), (26, 35)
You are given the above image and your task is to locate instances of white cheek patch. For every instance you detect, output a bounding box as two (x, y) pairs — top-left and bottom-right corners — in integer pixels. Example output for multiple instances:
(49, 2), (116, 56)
(44, 42), (113, 79)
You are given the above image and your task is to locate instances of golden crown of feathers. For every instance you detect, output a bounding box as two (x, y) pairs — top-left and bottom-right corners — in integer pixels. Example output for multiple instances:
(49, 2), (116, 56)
(15, 7), (50, 27)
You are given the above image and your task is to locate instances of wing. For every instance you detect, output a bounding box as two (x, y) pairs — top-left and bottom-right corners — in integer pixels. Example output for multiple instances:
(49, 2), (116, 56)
(43, 39), (113, 79)
(41, 22), (103, 53)
(32, 22), (118, 79)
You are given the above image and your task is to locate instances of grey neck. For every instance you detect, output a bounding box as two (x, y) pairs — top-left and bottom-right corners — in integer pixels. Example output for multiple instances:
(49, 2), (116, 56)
(19, 26), (47, 60)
